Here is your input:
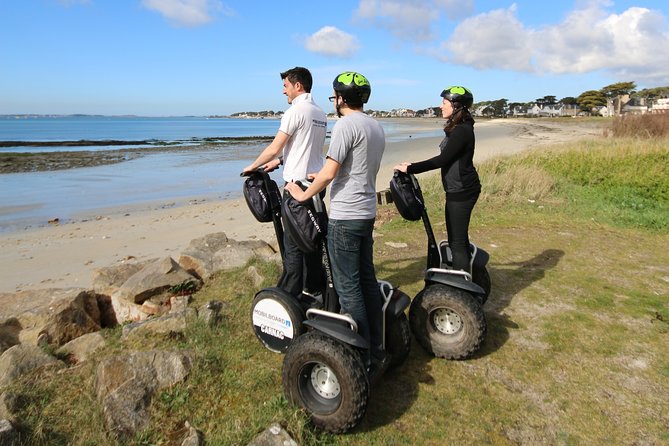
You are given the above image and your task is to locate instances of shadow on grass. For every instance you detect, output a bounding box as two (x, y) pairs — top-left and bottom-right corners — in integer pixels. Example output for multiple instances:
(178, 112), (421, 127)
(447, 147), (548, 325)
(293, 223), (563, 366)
(477, 248), (565, 357)
(354, 338), (433, 433)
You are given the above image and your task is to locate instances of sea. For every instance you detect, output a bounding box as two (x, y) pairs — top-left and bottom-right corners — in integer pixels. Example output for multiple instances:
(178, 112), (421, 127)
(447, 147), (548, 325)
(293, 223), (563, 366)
(0, 115), (440, 232)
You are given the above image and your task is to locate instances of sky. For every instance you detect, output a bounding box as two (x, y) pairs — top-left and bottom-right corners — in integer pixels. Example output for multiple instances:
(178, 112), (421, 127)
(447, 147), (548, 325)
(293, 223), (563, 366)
(1, 0), (668, 116)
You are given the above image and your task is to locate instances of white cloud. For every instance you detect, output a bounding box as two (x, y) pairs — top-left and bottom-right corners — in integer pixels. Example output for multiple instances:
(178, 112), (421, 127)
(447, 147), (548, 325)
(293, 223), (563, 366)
(354, 0), (439, 41)
(443, 5), (534, 71)
(535, 6), (669, 83)
(434, 3), (669, 84)
(141, 0), (231, 27)
(304, 26), (361, 58)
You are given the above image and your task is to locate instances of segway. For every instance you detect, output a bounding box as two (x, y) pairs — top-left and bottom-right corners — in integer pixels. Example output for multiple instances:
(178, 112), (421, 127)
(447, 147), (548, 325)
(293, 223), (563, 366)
(389, 171), (489, 359)
(242, 171), (411, 433)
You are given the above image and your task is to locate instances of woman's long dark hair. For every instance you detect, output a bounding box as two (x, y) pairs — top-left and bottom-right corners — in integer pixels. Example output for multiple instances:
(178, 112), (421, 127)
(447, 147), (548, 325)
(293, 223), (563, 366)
(444, 105), (475, 134)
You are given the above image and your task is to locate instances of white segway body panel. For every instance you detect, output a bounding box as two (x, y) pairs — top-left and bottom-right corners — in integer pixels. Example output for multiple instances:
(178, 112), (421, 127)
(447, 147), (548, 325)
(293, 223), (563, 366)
(251, 287), (305, 353)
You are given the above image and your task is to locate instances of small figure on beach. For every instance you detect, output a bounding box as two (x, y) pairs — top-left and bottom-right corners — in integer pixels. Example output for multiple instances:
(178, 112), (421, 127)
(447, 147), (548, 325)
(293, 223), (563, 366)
(393, 85), (481, 273)
(242, 66), (327, 299)
(285, 71), (387, 367)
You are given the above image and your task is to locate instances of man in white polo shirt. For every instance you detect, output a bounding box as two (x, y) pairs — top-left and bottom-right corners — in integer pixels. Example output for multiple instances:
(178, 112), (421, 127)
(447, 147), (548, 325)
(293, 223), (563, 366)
(243, 67), (327, 301)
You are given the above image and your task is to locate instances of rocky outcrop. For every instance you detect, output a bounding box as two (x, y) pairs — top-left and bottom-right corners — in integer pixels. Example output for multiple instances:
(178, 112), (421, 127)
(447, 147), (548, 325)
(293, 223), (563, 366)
(0, 231), (284, 442)
(95, 350), (193, 439)
(178, 232), (277, 281)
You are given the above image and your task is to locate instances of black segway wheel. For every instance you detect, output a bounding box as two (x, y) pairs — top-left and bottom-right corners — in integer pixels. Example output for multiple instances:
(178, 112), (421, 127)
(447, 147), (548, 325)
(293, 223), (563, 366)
(251, 289), (305, 353)
(473, 266), (491, 305)
(282, 331), (369, 434)
(409, 285), (486, 360)
(385, 312), (411, 368)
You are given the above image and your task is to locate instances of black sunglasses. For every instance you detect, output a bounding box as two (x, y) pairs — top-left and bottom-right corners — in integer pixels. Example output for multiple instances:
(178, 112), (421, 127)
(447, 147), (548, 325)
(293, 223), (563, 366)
(328, 96), (336, 102)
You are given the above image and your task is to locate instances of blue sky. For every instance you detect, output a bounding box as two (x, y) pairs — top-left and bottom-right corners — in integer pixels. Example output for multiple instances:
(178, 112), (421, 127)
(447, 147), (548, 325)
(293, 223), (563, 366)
(2, 0), (668, 116)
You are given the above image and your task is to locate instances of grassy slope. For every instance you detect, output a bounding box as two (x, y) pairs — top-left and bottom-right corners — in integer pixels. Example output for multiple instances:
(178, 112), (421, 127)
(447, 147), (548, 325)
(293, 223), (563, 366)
(7, 129), (669, 445)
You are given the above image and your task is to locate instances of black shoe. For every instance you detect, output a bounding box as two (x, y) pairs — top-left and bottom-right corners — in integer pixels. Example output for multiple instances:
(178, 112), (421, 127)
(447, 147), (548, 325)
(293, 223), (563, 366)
(367, 351), (391, 384)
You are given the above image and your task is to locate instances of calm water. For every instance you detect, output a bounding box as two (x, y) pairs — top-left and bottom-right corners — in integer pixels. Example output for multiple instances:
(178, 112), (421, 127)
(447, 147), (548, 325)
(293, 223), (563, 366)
(0, 116), (439, 232)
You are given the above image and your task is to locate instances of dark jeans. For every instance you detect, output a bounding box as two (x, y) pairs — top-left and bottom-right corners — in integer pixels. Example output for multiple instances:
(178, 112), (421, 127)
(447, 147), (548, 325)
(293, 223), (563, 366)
(445, 193), (479, 272)
(278, 192), (324, 297)
(327, 218), (383, 356)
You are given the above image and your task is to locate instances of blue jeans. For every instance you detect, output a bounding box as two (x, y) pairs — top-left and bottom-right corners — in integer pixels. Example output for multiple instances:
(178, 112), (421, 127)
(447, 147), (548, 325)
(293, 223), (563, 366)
(327, 218), (383, 356)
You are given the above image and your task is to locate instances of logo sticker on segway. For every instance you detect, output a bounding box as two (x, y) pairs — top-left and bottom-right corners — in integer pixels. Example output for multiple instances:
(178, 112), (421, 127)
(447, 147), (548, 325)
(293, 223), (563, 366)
(252, 298), (294, 341)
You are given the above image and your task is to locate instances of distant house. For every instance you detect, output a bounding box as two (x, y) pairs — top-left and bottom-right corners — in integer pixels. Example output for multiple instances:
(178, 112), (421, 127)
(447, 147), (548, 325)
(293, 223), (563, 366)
(651, 98), (669, 113)
(529, 104), (563, 117)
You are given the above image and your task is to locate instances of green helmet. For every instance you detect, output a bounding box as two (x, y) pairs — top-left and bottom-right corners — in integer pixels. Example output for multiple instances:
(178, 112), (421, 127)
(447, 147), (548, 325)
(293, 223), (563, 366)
(333, 72), (371, 104)
(441, 86), (473, 109)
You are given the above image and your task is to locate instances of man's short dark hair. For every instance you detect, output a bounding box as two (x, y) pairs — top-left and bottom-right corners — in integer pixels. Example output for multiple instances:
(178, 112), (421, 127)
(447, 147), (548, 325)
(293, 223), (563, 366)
(280, 67), (313, 93)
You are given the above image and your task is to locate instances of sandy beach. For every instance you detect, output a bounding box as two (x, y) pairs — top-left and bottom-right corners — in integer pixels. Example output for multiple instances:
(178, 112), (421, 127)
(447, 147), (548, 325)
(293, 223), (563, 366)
(0, 118), (604, 293)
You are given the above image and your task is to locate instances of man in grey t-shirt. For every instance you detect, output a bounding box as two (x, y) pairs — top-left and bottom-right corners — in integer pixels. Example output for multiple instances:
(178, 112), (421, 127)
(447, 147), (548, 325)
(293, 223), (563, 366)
(285, 72), (386, 367)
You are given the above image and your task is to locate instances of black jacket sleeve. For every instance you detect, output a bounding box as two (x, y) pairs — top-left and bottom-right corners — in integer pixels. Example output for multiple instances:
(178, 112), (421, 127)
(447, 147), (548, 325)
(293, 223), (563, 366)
(407, 125), (470, 174)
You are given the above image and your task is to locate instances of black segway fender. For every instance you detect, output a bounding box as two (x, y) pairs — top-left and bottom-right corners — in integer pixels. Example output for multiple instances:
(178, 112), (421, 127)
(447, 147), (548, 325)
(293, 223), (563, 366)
(304, 316), (369, 350)
(386, 289), (411, 318)
(473, 247), (490, 269)
(425, 269), (486, 296)
(251, 287), (305, 353)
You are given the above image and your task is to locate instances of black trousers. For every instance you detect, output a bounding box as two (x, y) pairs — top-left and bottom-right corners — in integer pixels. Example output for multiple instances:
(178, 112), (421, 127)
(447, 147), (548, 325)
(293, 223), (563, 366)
(445, 193), (479, 272)
(277, 190), (325, 297)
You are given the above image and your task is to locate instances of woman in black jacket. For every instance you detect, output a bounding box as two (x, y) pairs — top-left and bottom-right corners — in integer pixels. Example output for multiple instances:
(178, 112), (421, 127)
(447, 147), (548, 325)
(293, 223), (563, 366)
(394, 86), (481, 273)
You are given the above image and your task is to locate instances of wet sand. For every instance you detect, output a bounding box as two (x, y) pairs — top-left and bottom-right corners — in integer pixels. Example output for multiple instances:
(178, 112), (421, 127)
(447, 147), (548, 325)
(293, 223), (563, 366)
(0, 118), (604, 293)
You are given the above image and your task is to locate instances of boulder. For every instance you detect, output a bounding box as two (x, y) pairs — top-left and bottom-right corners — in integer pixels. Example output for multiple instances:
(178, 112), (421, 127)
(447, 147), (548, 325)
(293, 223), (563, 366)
(92, 259), (155, 297)
(248, 423), (298, 446)
(0, 344), (64, 388)
(95, 350), (193, 439)
(112, 257), (201, 305)
(197, 300), (225, 327)
(2, 289), (102, 348)
(56, 332), (106, 363)
(121, 308), (197, 341)
(181, 421), (204, 446)
(37, 290), (101, 347)
(178, 232), (276, 281)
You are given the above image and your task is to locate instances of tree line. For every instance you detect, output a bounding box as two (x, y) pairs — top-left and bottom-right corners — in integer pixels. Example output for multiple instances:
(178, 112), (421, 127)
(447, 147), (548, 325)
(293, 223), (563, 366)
(468, 82), (669, 117)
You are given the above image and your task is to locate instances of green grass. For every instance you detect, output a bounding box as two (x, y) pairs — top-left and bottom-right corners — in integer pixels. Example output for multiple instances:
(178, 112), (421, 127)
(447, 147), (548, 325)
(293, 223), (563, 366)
(5, 130), (669, 445)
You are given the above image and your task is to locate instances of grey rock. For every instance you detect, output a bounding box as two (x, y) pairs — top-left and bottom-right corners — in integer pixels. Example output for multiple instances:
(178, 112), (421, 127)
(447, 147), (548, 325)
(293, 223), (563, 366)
(122, 309), (197, 340)
(181, 420), (204, 446)
(95, 350), (193, 439)
(178, 232), (276, 281)
(56, 331), (106, 363)
(197, 300), (224, 327)
(247, 423), (298, 446)
(112, 257), (202, 305)
(0, 344), (64, 388)
(92, 259), (155, 297)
